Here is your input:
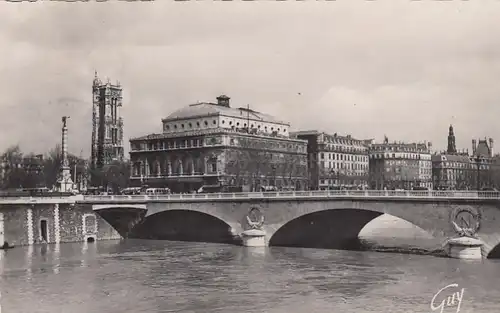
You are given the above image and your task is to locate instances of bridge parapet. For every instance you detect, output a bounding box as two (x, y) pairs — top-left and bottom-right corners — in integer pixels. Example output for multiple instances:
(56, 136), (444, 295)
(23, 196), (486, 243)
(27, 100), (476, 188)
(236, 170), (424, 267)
(79, 190), (500, 203)
(0, 196), (80, 204)
(0, 190), (498, 205)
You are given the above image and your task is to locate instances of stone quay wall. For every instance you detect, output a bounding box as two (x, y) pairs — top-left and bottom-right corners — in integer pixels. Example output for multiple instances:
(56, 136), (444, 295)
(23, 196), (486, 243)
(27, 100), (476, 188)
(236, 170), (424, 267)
(0, 202), (121, 247)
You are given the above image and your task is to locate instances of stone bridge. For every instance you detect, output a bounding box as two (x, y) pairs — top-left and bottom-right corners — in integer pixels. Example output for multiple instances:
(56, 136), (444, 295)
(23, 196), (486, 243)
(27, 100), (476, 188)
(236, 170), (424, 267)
(83, 190), (500, 258)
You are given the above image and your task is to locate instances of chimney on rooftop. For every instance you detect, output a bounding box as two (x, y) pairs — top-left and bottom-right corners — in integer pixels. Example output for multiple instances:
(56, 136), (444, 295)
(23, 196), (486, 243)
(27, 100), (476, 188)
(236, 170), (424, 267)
(216, 95), (230, 108)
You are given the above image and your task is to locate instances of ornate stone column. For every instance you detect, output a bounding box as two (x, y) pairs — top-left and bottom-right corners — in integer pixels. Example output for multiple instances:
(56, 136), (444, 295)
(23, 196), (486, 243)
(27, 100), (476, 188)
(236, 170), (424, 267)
(179, 159), (183, 176)
(57, 116), (73, 192)
(145, 159), (150, 176)
(139, 160), (144, 176)
(213, 156), (219, 173)
(203, 156), (208, 174)
(191, 158), (195, 175)
(156, 159), (161, 177)
(167, 160), (172, 175)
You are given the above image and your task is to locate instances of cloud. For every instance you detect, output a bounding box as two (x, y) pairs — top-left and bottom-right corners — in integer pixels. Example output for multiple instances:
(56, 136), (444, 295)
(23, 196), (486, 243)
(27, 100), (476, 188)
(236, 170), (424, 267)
(0, 1), (499, 157)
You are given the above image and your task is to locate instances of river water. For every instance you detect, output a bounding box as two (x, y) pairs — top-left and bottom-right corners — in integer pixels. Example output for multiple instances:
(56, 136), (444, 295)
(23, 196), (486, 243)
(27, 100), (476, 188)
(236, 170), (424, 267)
(0, 239), (499, 313)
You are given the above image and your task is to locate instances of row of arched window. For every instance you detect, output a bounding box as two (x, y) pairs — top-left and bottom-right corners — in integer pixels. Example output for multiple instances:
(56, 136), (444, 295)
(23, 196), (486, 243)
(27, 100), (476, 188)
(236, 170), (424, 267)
(132, 156), (218, 177)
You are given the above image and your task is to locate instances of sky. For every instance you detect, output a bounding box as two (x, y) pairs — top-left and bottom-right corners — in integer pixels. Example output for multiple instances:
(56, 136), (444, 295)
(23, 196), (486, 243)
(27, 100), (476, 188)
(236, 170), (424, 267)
(1, 1), (500, 158)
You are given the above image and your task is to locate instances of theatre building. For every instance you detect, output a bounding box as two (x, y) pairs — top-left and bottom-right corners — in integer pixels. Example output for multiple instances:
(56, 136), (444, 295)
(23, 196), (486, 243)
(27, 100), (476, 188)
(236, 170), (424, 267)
(129, 95), (309, 193)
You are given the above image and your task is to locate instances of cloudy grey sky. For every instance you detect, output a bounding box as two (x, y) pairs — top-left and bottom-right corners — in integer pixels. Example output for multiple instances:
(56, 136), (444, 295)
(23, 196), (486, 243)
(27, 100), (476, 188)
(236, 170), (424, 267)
(1, 1), (499, 158)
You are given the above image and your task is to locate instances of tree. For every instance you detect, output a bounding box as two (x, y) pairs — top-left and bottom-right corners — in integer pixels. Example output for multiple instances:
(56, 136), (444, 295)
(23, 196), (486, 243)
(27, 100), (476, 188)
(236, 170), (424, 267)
(280, 153), (307, 190)
(487, 157), (500, 189)
(41, 145), (88, 190)
(89, 160), (131, 192)
(224, 136), (276, 191)
(455, 169), (471, 190)
(42, 145), (62, 189)
(0, 145), (47, 189)
(1, 145), (23, 189)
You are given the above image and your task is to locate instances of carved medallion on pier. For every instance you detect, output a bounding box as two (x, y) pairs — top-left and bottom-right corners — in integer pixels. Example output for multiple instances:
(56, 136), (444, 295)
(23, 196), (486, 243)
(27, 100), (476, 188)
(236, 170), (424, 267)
(450, 206), (482, 238)
(245, 207), (265, 230)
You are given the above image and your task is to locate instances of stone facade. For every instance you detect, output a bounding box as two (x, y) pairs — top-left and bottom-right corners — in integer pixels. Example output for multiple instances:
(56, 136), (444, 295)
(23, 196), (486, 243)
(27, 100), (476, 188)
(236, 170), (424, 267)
(0, 203), (121, 247)
(291, 130), (370, 190)
(369, 137), (433, 190)
(432, 154), (477, 190)
(129, 95), (309, 192)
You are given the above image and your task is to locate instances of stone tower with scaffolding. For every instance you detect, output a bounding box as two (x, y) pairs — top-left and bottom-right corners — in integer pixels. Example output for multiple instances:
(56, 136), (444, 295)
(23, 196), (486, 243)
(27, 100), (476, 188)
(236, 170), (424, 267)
(91, 71), (124, 172)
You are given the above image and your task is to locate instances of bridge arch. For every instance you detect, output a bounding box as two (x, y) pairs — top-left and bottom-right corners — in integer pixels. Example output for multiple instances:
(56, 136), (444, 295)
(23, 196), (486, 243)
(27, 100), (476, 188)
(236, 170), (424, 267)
(263, 200), (453, 251)
(268, 208), (436, 251)
(486, 245), (500, 259)
(479, 234), (500, 259)
(93, 205), (148, 238)
(133, 209), (241, 244)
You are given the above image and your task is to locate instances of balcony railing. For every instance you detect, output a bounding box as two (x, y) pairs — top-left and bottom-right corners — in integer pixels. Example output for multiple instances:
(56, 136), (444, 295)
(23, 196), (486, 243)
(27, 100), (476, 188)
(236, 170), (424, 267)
(129, 172), (219, 179)
(80, 190), (500, 202)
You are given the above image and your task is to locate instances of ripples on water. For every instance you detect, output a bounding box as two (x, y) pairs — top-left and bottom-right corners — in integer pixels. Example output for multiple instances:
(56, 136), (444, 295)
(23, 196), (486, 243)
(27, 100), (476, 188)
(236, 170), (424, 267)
(1, 240), (500, 313)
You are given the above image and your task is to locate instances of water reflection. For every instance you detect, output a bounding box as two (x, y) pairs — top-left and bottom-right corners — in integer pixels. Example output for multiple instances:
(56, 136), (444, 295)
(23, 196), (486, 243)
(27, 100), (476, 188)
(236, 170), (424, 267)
(25, 244), (33, 280)
(80, 240), (98, 268)
(0, 250), (4, 275)
(80, 241), (88, 268)
(52, 243), (60, 274)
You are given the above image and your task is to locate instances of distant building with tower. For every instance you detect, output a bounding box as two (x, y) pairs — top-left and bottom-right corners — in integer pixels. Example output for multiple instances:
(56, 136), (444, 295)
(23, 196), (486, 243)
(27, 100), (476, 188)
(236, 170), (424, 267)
(432, 125), (474, 190)
(471, 136), (497, 189)
(431, 125), (498, 190)
(91, 72), (124, 170)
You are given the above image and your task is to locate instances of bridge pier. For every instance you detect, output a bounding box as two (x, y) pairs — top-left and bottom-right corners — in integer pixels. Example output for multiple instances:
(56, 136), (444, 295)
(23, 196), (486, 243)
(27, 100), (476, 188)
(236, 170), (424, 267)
(240, 229), (266, 247)
(446, 237), (484, 260)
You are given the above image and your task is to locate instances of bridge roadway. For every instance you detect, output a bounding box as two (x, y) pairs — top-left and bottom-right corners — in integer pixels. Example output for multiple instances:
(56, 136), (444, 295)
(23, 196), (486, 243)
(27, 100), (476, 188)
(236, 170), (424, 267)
(3, 190), (500, 258)
(0, 190), (499, 204)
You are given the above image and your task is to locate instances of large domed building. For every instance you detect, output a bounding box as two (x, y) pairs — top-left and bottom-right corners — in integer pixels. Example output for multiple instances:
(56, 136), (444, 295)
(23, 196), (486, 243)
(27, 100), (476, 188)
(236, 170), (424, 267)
(129, 95), (309, 193)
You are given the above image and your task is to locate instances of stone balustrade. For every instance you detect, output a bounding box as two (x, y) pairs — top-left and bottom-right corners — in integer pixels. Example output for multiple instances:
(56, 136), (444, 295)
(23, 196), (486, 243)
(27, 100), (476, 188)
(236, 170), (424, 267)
(81, 190), (500, 203)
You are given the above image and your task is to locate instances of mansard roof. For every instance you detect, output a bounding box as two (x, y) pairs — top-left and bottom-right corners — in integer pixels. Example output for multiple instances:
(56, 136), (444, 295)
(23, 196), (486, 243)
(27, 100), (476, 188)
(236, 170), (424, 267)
(475, 140), (491, 158)
(130, 127), (305, 143)
(162, 102), (289, 126)
(291, 130), (368, 145)
(431, 153), (472, 163)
